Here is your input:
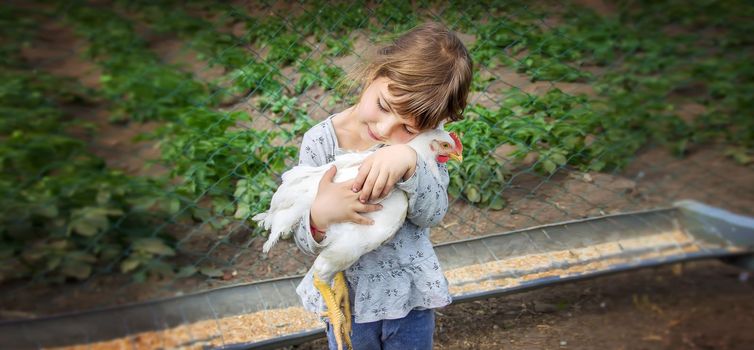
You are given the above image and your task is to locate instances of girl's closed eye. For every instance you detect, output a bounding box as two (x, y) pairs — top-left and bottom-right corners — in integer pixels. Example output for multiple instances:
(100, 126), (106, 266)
(377, 98), (417, 135)
(376, 99), (389, 113)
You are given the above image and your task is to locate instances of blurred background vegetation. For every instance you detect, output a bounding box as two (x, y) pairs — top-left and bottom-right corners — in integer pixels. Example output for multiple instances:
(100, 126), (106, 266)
(0, 0), (752, 299)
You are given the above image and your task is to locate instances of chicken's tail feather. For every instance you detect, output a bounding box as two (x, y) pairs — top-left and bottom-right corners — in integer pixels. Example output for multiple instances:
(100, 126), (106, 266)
(253, 212), (286, 253)
(262, 231), (280, 254)
(254, 159), (362, 253)
(251, 212), (267, 225)
(255, 209), (306, 253)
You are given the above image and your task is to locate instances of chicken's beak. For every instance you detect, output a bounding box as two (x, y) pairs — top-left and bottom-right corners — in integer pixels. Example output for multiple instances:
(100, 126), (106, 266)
(449, 132), (463, 162)
(450, 151), (463, 162)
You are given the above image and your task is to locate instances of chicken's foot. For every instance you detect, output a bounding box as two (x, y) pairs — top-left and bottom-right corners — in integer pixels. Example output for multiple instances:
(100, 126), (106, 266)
(313, 273), (351, 350)
(333, 271), (352, 350)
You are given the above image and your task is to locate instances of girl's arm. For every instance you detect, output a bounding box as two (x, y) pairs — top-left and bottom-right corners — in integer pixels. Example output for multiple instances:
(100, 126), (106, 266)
(292, 131), (382, 256)
(394, 156), (450, 228)
(353, 146), (449, 229)
(292, 132), (328, 257)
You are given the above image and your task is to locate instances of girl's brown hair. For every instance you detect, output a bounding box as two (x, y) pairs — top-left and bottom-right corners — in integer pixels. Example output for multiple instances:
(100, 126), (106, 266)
(348, 22), (473, 130)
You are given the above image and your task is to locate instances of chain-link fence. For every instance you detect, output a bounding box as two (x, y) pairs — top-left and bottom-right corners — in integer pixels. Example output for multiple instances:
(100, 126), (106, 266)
(1, 0), (753, 348)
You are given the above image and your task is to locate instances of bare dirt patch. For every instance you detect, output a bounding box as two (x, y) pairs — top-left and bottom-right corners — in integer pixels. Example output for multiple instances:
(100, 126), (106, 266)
(21, 20), (102, 89)
(69, 105), (166, 177)
(148, 36), (227, 83)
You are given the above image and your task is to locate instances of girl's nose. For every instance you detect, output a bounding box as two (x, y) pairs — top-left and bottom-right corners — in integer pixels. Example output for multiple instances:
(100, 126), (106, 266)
(375, 117), (398, 139)
(374, 123), (390, 139)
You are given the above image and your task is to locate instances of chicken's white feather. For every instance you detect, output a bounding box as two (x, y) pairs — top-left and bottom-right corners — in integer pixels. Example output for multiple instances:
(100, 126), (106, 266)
(255, 127), (458, 282)
(255, 152), (371, 253)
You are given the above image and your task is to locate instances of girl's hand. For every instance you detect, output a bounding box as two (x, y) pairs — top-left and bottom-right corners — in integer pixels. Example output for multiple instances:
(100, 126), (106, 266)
(352, 145), (417, 202)
(310, 166), (383, 231)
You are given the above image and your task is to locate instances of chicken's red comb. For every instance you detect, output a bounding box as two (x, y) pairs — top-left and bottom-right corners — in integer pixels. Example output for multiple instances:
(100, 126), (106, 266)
(449, 132), (463, 151)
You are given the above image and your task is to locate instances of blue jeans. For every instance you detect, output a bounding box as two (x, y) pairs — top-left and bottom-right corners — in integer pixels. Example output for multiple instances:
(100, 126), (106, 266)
(326, 308), (435, 350)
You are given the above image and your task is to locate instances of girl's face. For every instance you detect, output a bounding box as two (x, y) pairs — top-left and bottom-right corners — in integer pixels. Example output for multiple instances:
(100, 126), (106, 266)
(352, 77), (421, 146)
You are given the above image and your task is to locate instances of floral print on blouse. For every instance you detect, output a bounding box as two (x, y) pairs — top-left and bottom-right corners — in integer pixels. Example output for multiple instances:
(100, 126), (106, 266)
(293, 115), (452, 323)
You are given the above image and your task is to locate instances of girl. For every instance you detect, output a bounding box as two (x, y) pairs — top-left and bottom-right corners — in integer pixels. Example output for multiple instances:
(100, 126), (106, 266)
(293, 22), (472, 350)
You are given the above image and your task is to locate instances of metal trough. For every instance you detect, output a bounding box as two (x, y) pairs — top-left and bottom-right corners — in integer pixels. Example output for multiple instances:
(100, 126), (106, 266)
(1, 200), (752, 349)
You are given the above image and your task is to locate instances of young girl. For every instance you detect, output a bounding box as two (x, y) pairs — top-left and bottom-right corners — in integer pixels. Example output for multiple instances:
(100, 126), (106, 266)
(293, 22), (472, 349)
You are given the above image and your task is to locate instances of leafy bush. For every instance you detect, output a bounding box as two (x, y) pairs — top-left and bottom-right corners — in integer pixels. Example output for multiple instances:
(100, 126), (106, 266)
(0, 71), (172, 283)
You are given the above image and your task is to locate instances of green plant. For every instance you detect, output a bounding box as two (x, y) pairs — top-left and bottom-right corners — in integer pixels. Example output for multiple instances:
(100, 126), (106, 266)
(65, 3), (215, 122)
(0, 70), (173, 283)
(147, 108), (301, 229)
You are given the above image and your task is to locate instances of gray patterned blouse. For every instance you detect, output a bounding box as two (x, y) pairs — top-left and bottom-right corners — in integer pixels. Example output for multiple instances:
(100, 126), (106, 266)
(293, 115), (452, 323)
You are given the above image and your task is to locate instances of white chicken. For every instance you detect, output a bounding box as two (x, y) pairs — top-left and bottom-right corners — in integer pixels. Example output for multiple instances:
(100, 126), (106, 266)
(253, 127), (463, 350)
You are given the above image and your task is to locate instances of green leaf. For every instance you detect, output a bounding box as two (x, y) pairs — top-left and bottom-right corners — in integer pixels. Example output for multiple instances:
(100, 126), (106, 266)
(200, 267), (223, 278)
(96, 190), (111, 205)
(489, 196), (508, 210)
(46, 256), (62, 271)
(464, 186), (481, 203)
(724, 147), (752, 165)
(167, 198), (181, 214)
(210, 217), (230, 229)
(130, 196), (158, 211)
(234, 203), (250, 219)
(551, 153), (567, 166)
(68, 207), (123, 237)
(132, 238), (175, 256)
(66, 251), (97, 263)
(589, 160), (606, 172)
(176, 265), (197, 278)
(542, 160), (557, 174)
(61, 261), (92, 280)
(192, 207), (212, 221)
(70, 218), (103, 237)
(100, 244), (122, 261)
(35, 204), (59, 218)
(120, 257), (141, 273)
